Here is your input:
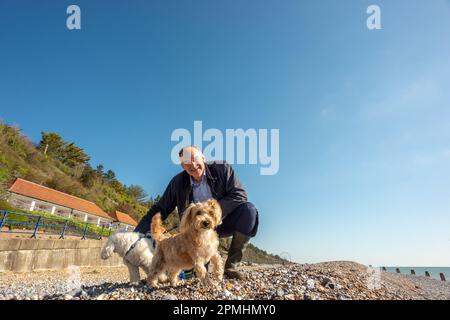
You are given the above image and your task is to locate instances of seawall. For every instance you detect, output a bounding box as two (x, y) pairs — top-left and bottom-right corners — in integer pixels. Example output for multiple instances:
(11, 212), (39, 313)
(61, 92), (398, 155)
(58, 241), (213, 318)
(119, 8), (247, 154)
(0, 238), (123, 272)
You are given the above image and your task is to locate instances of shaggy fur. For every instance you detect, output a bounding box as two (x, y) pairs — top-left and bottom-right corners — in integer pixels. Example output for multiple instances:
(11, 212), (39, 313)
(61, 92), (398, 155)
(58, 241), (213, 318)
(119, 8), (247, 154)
(101, 231), (160, 284)
(147, 199), (224, 287)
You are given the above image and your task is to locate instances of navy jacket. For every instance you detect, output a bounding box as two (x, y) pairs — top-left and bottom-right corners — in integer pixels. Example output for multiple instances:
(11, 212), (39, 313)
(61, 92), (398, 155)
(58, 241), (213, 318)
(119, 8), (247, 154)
(134, 161), (248, 234)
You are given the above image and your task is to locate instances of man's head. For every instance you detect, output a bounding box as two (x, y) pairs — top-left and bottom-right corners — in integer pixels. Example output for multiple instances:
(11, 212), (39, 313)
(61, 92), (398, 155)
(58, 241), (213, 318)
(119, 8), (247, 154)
(179, 146), (206, 182)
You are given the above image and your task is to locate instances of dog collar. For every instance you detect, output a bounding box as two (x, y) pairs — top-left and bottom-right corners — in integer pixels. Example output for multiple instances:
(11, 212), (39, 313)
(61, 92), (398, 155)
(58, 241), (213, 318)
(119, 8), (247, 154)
(124, 233), (145, 258)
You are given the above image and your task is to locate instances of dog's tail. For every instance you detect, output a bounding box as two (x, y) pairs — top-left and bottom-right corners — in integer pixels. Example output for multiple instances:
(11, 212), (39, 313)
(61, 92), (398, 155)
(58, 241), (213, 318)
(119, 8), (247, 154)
(151, 213), (167, 242)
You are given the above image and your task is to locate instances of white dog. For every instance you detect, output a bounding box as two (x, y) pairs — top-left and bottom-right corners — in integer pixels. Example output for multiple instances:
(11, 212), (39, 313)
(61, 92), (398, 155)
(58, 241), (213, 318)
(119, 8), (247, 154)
(101, 231), (160, 284)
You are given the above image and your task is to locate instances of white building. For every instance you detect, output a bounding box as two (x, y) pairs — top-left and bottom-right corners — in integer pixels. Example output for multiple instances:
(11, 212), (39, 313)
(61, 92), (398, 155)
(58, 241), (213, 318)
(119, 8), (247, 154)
(108, 210), (138, 231)
(7, 178), (114, 227)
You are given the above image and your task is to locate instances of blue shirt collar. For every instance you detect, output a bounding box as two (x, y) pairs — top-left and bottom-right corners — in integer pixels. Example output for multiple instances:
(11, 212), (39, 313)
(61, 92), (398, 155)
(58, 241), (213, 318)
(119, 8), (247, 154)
(189, 170), (206, 186)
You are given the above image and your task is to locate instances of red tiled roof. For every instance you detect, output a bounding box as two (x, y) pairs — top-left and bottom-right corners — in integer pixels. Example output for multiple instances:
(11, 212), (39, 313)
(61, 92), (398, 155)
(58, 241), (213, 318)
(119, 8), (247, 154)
(9, 178), (112, 219)
(109, 211), (138, 226)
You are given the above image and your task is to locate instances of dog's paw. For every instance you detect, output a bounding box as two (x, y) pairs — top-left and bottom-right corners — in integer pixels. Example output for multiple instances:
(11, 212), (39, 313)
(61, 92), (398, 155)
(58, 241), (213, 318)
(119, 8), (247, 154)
(214, 273), (224, 282)
(170, 280), (180, 287)
(158, 274), (168, 283)
(146, 279), (159, 288)
(201, 276), (215, 288)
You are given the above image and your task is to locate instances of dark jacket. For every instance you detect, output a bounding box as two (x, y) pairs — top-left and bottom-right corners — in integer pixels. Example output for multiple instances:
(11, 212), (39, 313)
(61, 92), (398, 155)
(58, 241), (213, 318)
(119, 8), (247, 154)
(134, 161), (248, 234)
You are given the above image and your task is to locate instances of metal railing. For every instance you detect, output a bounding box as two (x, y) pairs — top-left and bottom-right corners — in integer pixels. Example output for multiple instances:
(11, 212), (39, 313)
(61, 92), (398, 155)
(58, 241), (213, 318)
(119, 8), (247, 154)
(0, 210), (113, 240)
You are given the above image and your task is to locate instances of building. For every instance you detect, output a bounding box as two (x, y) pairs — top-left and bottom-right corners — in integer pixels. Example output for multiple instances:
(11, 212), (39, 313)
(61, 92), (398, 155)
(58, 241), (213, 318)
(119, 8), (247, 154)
(7, 178), (114, 227)
(108, 210), (138, 231)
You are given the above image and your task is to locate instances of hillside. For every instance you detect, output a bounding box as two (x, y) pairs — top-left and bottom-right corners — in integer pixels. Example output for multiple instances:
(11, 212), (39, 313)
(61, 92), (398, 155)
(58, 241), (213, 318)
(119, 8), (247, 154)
(0, 122), (151, 220)
(0, 120), (286, 264)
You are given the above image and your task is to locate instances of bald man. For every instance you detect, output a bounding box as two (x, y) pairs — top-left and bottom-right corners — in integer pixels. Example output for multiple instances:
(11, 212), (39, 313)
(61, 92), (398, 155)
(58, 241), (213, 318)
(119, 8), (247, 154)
(134, 145), (259, 279)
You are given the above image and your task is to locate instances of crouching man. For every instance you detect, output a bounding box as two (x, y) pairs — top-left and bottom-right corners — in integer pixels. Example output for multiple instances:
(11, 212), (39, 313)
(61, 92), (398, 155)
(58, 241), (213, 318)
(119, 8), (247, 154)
(134, 145), (259, 280)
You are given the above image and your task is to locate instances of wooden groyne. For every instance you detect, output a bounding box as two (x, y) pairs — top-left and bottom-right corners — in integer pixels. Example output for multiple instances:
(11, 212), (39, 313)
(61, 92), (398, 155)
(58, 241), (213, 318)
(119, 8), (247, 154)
(380, 267), (446, 282)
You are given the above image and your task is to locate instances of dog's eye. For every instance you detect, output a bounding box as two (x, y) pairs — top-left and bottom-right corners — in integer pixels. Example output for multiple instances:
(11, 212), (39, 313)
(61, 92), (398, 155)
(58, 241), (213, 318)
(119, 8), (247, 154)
(195, 211), (202, 216)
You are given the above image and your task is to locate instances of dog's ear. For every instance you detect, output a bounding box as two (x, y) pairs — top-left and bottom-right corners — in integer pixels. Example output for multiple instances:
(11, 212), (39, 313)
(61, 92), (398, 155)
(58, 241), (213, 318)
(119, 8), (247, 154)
(179, 203), (196, 232)
(151, 213), (167, 241)
(207, 199), (222, 227)
(206, 199), (219, 210)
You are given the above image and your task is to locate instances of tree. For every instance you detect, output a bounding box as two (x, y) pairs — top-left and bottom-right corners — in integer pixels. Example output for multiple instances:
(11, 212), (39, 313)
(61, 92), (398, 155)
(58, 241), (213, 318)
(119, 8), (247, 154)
(38, 132), (90, 168)
(116, 202), (134, 216)
(110, 179), (125, 194)
(103, 169), (116, 181)
(62, 142), (90, 167)
(126, 185), (148, 204)
(80, 165), (98, 188)
(38, 132), (65, 159)
(95, 164), (104, 176)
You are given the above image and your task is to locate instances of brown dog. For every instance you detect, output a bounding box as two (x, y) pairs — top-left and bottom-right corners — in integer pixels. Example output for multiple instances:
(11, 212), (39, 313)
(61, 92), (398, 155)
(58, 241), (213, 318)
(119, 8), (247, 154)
(147, 199), (224, 287)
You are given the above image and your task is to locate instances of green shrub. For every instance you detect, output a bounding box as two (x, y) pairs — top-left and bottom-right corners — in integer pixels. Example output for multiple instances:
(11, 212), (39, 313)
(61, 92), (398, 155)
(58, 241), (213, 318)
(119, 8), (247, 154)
(0, 168), (10, 183)
(0, 153), (10, 166)
(0, 207), (112, 238)
(0, 199), (21, 211)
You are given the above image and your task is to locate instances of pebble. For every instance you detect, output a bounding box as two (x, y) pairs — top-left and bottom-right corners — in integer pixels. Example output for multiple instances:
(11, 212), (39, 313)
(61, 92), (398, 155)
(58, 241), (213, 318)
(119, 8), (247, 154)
(223, 289), (232, 297)
(66, 288), (83, 297)
(0, 262), (449, 300)
(96, 293), (108, 300)
(306, 279), (315, 290)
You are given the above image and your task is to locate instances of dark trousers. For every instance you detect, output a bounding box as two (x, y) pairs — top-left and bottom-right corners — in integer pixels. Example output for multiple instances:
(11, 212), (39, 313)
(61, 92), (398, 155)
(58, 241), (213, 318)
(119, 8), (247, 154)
(216, 202), (259, 238)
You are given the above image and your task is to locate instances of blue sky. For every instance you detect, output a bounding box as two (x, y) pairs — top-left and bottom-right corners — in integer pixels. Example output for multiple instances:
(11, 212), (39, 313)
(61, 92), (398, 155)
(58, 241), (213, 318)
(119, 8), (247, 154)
(1, 0), (449, 266)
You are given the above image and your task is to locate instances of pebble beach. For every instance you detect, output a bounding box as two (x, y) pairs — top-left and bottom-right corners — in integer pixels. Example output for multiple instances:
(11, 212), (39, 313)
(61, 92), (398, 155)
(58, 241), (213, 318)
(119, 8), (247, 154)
(1, 261), (449, 300)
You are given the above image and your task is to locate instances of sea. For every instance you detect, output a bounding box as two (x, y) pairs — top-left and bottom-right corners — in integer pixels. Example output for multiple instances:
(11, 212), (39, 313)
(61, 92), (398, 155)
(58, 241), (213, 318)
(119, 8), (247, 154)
(383, 267), (450, 281)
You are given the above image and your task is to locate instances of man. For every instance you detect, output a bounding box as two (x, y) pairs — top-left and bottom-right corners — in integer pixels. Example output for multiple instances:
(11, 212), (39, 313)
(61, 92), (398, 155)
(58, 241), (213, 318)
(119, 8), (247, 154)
(134, 145), (259, 279)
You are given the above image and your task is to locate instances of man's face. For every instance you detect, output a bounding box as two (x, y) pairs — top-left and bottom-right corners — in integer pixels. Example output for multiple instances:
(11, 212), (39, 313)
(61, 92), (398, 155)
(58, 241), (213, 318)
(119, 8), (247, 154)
(180, 147), (205, 182)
